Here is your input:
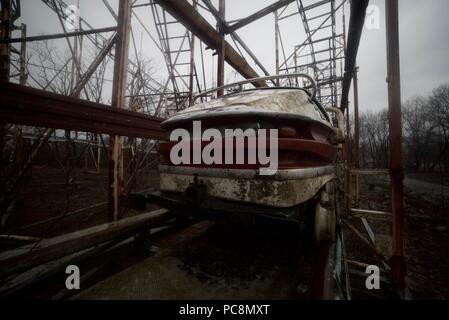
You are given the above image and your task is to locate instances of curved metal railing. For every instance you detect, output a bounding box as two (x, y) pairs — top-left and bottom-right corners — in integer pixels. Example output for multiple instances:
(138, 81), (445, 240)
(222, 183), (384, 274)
(191, 72), (317, 105)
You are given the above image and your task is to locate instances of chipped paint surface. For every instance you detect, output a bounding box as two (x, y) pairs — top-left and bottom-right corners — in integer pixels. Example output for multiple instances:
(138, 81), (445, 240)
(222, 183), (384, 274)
(159, 168), (335, 208)
(159, 88), (338, 208)
(162, 89), (333, 130)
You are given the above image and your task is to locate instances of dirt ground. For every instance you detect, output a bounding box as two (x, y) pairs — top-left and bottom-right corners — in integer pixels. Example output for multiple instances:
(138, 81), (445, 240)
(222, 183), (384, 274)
(350, 172), (449, 299)
(404, 175), (449, 299)
(1, 165), (449, 299)
(2, 166), (160, 238)
(72, 221), (307, 300)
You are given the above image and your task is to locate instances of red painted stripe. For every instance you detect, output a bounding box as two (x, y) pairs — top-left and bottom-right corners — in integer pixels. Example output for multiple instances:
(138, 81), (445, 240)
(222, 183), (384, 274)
(158, 138), (337, 169)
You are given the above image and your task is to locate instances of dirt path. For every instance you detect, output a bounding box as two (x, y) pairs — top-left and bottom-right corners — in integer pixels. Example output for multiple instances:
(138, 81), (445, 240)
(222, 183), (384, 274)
(404, 177), (449, 197)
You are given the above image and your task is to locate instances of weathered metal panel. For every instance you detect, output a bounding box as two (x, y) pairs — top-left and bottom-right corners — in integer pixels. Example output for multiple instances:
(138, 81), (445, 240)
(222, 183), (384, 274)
(159, 165), (335, 207)
(163, 89), (333, 130)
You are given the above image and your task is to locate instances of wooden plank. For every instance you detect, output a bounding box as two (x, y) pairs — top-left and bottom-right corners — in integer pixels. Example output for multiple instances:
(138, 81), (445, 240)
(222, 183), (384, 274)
(0, 209), (170, 279)
(349, 169), (389, 175)
(0, 234), (42, 243)
(0, 238), (122, 297)
(350, 208), (391, 218)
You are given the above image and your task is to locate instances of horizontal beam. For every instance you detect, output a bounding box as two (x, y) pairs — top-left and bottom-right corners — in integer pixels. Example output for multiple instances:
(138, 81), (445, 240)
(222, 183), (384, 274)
(278, 0), (333, 21)
(280, 56), (344, 70)
(0, 82), (167, 140)
(155, 0), (266, 87)
(226, 0), (295, 33)
(349, 169), (389, 175)
(0, 26), (117, 44)
(0, 209), (170, 279)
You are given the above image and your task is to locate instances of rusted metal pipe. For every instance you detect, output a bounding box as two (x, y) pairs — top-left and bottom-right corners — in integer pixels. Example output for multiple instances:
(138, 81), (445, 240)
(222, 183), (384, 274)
(274, 10), (279, 86)
(0, 0), (12, 195)
(353, 66), (360, 168)
(216, 0), (225, 96)
(385, 0), (406, 290)
(0, 26), (117, 44)
(187, 1), (197, 104)
(0, 82), (166, 139)
(108, 0), (132, 221)
(353, 66), (360, 204)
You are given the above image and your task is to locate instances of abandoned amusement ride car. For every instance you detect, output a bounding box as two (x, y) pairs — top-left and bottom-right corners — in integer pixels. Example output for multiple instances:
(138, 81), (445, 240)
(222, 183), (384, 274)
(134, 73), (345, 244)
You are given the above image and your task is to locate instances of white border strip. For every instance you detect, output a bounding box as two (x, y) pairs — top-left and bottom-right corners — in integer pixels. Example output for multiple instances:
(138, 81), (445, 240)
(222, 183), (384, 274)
(158, 165), (335, 180)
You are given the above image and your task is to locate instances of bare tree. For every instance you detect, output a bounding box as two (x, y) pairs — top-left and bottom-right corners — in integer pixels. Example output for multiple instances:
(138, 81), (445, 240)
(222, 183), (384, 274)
(358, 83), (449, 172)
(359, 109), (389, 168)
(428, 84), (449, 171)
(403, 96), (436, 171)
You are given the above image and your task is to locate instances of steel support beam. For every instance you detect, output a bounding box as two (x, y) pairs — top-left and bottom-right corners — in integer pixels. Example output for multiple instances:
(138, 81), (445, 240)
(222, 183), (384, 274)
(154, 0), (266, 87)
(385, 0), (406, 293)
(0, 209), (170, 279)
(353, 66), (360, 168)
(108, 0), (132, 221)
(187, 0), (197, 104)
(0, 26), (117, 44)
(216, 0), (225, 96)
(353, 65), (360, 204)
(0, 82), (166, 139)
(201, 0), (271, 79)
(340, 0), (369, 113)
(275, 10), (279, 85)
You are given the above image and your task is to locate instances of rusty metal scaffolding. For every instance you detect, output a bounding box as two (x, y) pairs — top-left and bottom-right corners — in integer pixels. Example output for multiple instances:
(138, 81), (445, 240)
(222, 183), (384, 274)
(277, 0), (346, 108)
(0, 0), (407, 298)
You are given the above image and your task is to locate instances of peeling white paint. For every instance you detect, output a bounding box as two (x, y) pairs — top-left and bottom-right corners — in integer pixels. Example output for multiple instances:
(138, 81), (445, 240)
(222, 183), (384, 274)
(162, 89), (333, 131)
(159, 166), (335, 208)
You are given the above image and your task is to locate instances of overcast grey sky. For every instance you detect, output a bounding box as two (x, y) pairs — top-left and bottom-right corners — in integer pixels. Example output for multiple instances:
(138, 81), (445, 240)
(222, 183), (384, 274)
(14, 0), (449, 114)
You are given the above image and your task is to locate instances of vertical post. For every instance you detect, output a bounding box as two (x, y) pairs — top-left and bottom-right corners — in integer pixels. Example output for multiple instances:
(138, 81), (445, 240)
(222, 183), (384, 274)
(64, 130), (72, 212)
(188, 33), (195, 103)
(13, 23), (26, 166)
(353, 66), (360, 168)
(108, 0), (132, 221)
(0, 0), (11, 81)
(330, 0), (338, 107)
(188, 0), (197, 104)
(274, 10), (279, 86)
(0, 0), (12, 194)
(294, 51), (298, 87)
(385, 0), (405, 290)
(96, 134), (101, 174)
(342, 8), (351, 165)
(353, 65), (360, 204)
(19, 24), (26, 84)
(216, 0), (225, 97)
